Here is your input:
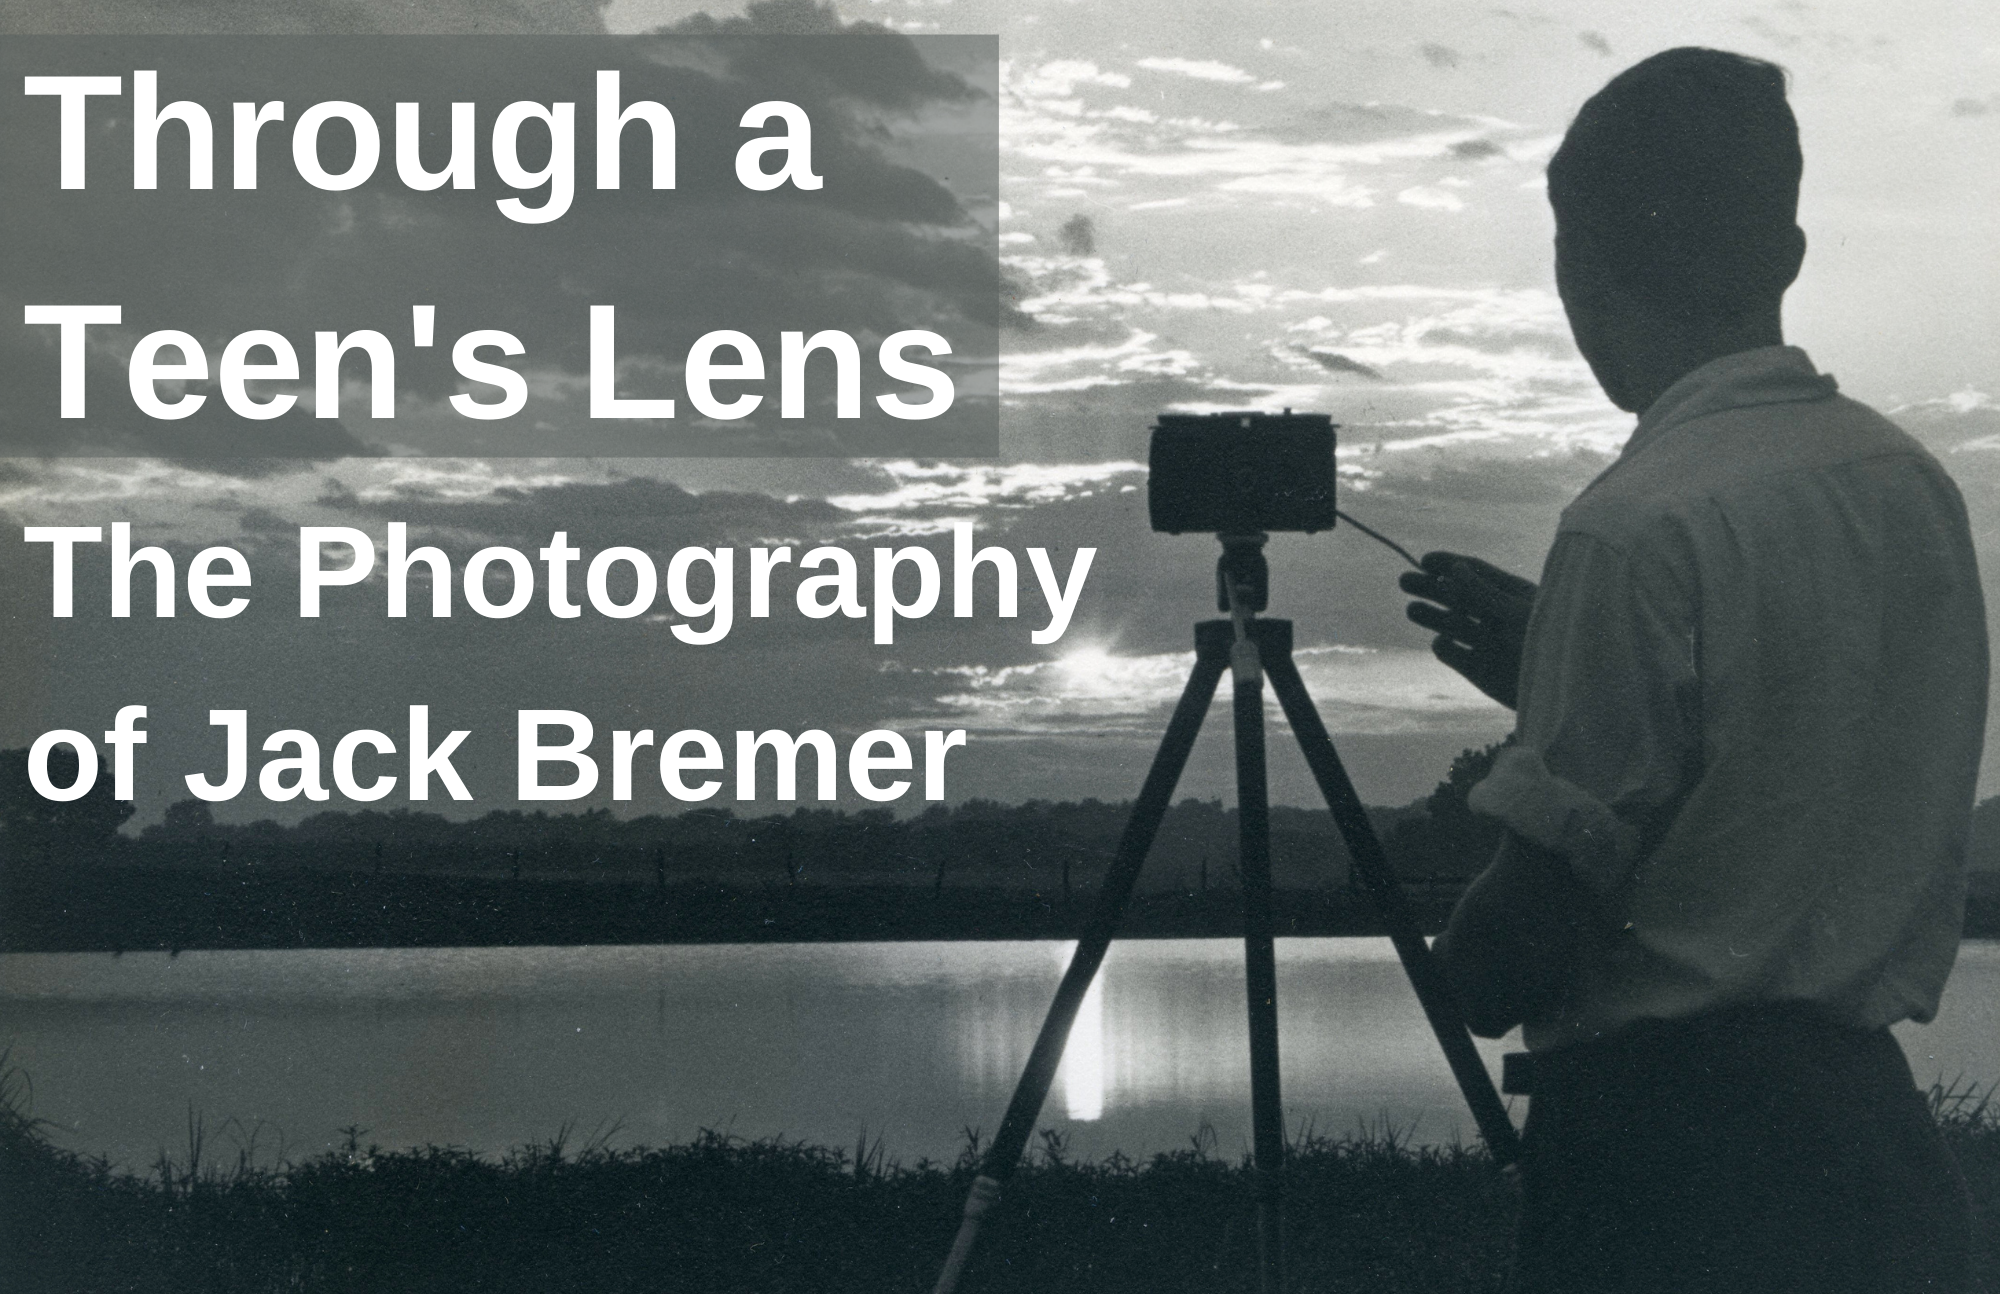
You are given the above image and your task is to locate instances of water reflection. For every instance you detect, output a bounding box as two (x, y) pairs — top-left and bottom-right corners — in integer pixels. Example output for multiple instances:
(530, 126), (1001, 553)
(2, 939), (1993, 1168)
(1052, 943), (1105, 1121)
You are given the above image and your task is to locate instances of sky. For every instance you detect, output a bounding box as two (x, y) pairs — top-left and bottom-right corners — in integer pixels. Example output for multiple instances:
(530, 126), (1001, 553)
(2, 0), (1997, 825)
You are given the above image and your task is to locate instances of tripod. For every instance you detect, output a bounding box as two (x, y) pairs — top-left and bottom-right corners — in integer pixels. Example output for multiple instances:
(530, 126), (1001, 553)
(931, 534), (1522, 1294)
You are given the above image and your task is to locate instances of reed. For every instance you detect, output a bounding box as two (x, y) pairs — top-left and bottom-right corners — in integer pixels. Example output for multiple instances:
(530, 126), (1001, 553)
(1, 1060), (1994, 1294)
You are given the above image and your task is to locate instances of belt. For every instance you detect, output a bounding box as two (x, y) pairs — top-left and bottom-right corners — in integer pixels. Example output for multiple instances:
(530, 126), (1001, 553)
(1497, 1002), (1882, 1099)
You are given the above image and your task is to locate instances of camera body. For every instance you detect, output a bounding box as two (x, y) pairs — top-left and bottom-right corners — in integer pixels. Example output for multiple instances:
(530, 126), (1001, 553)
(1147, 411), (1338, 535)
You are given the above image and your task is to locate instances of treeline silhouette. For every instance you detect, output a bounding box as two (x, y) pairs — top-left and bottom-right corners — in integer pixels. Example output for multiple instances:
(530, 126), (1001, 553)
(3, 743), (1993, 950)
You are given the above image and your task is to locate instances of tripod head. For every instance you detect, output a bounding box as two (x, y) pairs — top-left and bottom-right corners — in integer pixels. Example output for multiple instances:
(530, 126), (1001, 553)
(1215, 532), (1269, 614)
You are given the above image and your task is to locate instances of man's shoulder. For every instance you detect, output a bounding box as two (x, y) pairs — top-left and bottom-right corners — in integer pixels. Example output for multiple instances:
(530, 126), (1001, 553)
(1559, 391), (1955, 550)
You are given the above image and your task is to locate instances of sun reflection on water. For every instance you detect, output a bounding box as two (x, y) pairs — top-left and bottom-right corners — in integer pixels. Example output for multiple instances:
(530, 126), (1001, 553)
(1054, 942), (1107, 1121)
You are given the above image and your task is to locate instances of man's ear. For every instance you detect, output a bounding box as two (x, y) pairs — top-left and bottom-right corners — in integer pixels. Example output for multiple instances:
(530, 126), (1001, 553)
(1775, 224), (1807, 291)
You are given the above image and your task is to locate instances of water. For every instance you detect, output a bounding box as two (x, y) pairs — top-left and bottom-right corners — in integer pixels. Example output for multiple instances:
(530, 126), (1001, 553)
(3, 938), (1995, 1170)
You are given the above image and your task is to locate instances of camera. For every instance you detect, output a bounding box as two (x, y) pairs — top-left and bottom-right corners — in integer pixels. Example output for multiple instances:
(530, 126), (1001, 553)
(1147, 410), (1338, 535)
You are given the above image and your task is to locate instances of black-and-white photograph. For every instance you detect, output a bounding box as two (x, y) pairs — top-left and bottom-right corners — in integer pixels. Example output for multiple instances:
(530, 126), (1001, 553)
(2, 1), (1996, 1291)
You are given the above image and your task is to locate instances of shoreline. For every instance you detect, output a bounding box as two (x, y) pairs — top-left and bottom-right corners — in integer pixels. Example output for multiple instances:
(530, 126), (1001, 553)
(8, 866), (1999, 953)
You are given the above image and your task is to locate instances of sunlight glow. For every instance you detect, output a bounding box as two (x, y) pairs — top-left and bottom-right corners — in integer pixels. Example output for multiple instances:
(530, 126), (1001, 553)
(1055, 942), (1107, 1122)
(1058, 645), (1117, 686)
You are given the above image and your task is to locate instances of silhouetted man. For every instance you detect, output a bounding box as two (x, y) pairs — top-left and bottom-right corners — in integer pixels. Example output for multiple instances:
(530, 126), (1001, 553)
(1404, 47), (1986, 1294)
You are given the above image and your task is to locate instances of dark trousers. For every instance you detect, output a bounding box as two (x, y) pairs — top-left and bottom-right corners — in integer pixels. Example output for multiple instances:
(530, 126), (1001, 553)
(1508, 1004), (1973, 1294)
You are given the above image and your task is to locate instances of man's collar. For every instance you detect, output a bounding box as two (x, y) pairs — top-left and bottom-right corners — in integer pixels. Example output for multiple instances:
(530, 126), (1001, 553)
(1623, 345), (1839, 460)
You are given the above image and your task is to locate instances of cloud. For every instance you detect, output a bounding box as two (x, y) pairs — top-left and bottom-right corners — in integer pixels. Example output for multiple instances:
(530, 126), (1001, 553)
(1263, 101), (1489, 147)
(1397, 186), (1467, 211)
(823, 459), (1143, 528)
(990, 253), (1614, 462)
(0, 29), (999, 458)
(653, 1), (984, 112)
(0, 0), (608, 35)
(1007, 60), (1134, 99)
(912, 641), (1501, 740)
(1057, 213), (1098, 256)
(656, 0), (852, 37)
(1003, 61), (1512, 202)
(1893, 388), (1996, 417)
(1002, 329), (1210, 395)
(1298, 350), (1383, 380)
(326, 474), (849, 551)
(1134, 57), (1256, 86)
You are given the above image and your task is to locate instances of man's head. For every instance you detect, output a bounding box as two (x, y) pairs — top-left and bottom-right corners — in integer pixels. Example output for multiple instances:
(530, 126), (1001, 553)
(1548, 48), (1806, 411)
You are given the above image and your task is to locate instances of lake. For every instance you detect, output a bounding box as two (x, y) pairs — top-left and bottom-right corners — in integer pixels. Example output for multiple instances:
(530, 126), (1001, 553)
(3, 938), (1995, 1170)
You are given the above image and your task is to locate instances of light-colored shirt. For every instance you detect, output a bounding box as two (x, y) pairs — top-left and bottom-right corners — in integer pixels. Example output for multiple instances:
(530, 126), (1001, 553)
(1467, 345), (1989, 1052)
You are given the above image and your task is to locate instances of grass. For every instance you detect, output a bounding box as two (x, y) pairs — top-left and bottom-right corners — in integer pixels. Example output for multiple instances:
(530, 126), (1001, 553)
(2, 1057), (1995, 1294)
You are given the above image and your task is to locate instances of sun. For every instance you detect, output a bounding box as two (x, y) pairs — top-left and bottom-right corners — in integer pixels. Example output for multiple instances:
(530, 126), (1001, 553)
(1058, 646), (1117, 686)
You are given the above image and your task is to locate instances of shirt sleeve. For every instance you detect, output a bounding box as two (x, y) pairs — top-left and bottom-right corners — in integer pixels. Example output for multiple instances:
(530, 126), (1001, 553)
(1467, 525), (1701, 896)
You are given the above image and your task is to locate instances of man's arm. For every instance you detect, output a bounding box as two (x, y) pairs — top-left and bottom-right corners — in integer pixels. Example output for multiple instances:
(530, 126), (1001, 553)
(1433, 832), (1592, 1038)
(1414, 531), (1697, 1037)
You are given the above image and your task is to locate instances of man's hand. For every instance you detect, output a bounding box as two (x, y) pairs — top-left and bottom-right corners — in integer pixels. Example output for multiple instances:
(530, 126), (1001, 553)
(1433, 833), (1589, 1038)
(1399, 552), (1537, 710)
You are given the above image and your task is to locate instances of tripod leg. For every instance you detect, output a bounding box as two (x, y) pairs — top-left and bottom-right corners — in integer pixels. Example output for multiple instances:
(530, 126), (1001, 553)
(931, 626), (1231, 1294)
(1259, 632), (1522, 1168)
(1231, 634), (1288, 1294)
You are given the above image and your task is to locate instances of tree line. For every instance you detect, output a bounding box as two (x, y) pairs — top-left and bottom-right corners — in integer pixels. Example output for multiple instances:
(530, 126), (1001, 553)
(0, 743), (1515, 889)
